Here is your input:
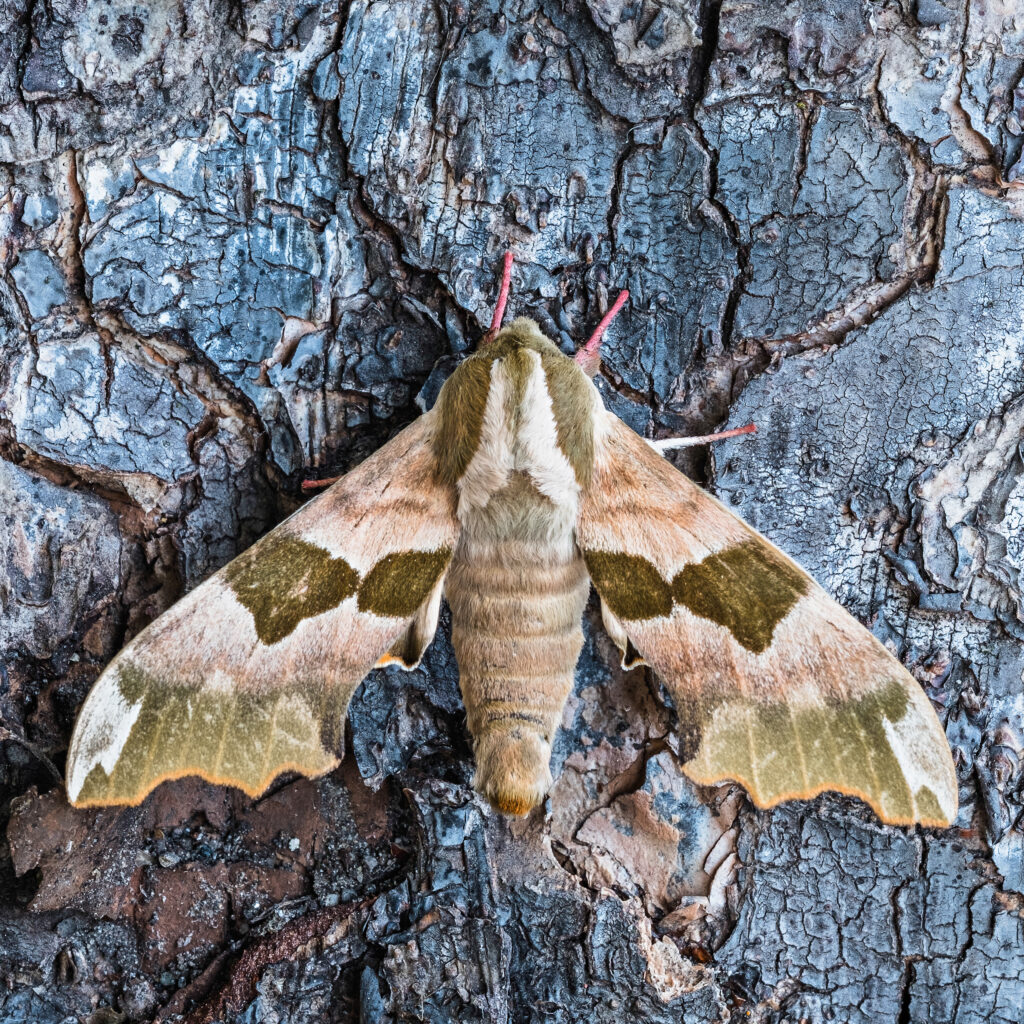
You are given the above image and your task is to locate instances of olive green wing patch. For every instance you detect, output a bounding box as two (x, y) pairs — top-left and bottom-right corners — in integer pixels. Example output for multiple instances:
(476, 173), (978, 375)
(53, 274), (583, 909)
(583, 550), (673, 621)
(578, 411), (958, 827)
(583, 540), (807, 655)
(69, 663), (344, 807)
(671, 539), (807, 654)
(67, 413), (459, 808)
(358, 549), (451, 617)
(224, 535), (360, 645)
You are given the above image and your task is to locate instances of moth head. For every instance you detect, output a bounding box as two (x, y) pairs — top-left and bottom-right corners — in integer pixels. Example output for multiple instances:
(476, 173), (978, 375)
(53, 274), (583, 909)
(434, 255), (617, 493)
(472, 726), (553, 817)
(482, 251), (629, 377)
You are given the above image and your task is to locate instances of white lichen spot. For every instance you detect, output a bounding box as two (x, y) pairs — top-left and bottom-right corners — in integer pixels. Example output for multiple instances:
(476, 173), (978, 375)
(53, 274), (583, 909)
(159, 271), (184, 295)
(154, 141), (199, 194)
(63, 2), (172, 87)
(636, 912), (710, 1002)
(94, 409), (131, 444)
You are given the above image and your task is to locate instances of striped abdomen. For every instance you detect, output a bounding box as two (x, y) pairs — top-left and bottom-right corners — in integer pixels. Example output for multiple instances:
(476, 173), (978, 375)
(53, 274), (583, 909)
(446, 542), (589, 815)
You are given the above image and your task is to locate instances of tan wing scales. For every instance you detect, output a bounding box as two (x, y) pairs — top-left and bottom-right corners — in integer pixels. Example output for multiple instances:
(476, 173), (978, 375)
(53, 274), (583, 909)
(67, 412), (458, 807)
(578, 411), (957, 827)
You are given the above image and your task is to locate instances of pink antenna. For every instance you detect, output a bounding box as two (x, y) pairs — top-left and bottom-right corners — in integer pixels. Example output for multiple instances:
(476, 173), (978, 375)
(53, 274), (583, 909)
(490, 251), (514, 333)
(576, 289), (629, 368)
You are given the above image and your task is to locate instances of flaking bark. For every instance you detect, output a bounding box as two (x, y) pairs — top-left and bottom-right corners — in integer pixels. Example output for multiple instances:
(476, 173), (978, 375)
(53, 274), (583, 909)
(2, 1), (1024, 1021)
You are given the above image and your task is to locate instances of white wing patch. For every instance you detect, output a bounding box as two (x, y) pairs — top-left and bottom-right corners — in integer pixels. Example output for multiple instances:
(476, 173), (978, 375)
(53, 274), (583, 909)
(516, 350), (580, 512)
(66, 668), (142, 803)
(882, 707), (957, 823)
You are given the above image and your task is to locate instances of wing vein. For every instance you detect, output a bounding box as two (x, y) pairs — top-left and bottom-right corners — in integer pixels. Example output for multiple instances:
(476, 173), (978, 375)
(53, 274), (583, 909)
(261, 692), (282, 786)
(137, 690), (170, 800)
(788, 701), (810, 796)
(744, 705), (762, 802)
(211, 693), (233, 782)
(848, 696), (886, 817)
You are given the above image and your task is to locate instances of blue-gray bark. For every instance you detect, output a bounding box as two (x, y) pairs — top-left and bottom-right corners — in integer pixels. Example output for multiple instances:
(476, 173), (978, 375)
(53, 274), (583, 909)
(2, 1), (1023, 1022)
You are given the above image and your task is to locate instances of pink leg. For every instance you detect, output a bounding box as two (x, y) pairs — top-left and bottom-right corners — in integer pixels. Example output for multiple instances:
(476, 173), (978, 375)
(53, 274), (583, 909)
(649, 423), (757, 454)
(301, 475), (341, 493)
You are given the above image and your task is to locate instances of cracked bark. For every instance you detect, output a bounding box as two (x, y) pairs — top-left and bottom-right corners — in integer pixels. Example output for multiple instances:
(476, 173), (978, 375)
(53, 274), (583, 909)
(2, 1), (1024, 1022)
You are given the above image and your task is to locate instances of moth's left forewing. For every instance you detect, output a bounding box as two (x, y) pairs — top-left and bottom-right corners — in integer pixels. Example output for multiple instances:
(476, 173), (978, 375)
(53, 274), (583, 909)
(67, 413), (458, 807)
(578, 411), (958, 827)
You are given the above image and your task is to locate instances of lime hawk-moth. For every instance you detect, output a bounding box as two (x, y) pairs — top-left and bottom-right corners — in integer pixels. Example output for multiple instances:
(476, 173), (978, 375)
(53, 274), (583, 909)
(67, 255), (957, 826)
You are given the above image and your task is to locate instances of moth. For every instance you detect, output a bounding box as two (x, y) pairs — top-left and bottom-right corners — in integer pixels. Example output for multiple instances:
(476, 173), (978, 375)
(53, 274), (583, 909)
(66, 254), (957, 826)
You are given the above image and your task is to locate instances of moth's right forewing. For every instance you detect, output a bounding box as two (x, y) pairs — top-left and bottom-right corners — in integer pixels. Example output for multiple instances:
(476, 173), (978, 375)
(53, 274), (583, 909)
(578, 412), (958, 828)
(67, 413), (459, 808)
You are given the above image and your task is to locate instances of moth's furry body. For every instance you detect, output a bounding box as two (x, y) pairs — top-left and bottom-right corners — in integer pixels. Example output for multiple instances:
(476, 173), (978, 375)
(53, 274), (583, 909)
(434, 323), (598, 811)
(67, 306), (957, 829)
(446, 480), (589, 814)
(435, 320), (598, 813)
(432, 323), (598, 811)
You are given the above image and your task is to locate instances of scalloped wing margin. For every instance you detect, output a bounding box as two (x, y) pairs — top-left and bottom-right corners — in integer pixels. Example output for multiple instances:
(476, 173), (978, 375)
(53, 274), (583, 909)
(67, 413), (458, 807)
(577, 412), (957, 827)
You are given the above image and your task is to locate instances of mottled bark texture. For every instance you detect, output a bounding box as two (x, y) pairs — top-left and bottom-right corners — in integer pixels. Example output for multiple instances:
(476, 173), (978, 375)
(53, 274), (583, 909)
(1, 0), (1023, 1021)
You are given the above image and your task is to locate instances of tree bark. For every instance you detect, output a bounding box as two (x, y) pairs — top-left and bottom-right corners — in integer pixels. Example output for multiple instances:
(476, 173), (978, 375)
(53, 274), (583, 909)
(2, 1), (1023, 1021)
